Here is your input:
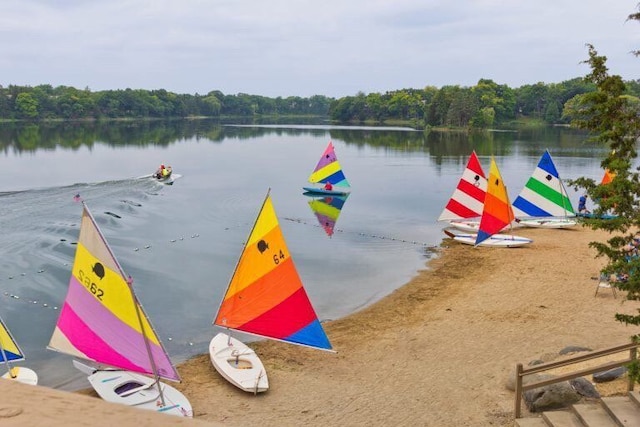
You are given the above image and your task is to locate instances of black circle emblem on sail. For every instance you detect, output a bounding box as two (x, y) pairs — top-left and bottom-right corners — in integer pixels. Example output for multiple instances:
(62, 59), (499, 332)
(494, 178), (500, 186)
(92, 262), (105, 280)
(545, 174), (552, 181)
(473, 175), (480, 187)
(257, 239), (269, 253)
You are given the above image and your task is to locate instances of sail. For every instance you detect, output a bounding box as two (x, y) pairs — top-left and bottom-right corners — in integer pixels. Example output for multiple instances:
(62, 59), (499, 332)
(438, 151), (487, 221)
(48, 204), (180, 382)
(601, 169), (615, 185)
(512, 150), (575, 218)
(0, 317), (25, 363)
(307, 194), (348, 237)
(214, 192), (332, 351)
(475, 158), (514, 246)
(308, 141), (350, 188)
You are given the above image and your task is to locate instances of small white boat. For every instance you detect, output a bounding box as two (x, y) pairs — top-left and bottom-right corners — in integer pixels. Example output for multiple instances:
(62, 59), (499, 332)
(445, 230), (532, 248)
(74, 361), (192, 417)
(1, 366), (38, 385)
(515, 218), (577, 229)
(209, 333), (268, 394)
(447, 219), (480, 233)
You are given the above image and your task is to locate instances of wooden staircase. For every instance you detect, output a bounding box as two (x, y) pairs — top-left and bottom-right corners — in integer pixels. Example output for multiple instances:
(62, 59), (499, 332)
(515, 391), (640, 427)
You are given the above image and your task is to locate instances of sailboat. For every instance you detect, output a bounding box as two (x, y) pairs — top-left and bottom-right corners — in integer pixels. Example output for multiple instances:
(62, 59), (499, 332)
(48, 202), (192, 417)
(304, 193), (349, 237)
(446, 158), (533, 248)
(438, 151), (488, 233)
(512, 150), (577, 229)
(576, 169), (619, 220)
(302, 141), (351, 196)
(0, 315), (37, 385)
(210, 190), (333, 393)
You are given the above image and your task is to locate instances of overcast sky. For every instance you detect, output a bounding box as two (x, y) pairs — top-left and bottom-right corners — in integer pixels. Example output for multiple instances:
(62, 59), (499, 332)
(1, 1), (638, 98)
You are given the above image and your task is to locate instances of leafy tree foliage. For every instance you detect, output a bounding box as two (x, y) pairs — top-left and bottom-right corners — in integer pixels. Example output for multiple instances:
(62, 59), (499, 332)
(569, 39), (640, 379)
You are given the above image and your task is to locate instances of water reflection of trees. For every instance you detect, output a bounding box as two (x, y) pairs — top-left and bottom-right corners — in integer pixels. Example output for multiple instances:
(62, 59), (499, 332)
(0, 120), (594, 159)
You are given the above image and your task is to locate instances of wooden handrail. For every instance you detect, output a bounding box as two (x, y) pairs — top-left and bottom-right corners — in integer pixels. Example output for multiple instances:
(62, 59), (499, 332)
(514, 340), (640, 418)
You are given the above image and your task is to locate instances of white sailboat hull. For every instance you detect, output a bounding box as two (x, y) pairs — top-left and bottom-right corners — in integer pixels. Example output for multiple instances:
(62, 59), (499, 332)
(448, 232), (533, 248)
(516, 218), (578, 229)
(74, 361), (192, 417)
(209, 333), (269, 394)
(447, 220), (481, 233)
(1, 366), (38, 385)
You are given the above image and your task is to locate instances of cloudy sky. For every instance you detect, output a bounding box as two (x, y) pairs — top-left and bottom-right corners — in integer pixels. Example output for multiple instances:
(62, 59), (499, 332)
(1, 1), (638, 98)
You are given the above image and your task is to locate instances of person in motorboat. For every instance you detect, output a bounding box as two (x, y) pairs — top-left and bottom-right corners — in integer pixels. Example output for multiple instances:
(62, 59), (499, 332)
(324, 181), (333, 191)
(155, 164), (172, 180)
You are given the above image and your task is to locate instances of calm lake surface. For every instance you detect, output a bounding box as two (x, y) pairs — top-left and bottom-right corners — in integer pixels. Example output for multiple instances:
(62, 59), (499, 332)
(0, 120), (609, 390)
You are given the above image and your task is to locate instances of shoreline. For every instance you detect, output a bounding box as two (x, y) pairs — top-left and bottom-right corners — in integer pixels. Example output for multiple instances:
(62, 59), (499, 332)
(1, 225), (638, 426)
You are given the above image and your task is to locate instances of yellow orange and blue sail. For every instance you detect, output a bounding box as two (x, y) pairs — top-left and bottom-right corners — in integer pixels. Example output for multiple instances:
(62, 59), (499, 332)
(438, 151), (487, 221)
(0, 317), (25, 363)
(307, 194), (348, 237)
(48, 204), (180, 381)
(308, 141), (350, 188)
(475, 158), (514, 246)
(512, 150), (575, 218)
(214, 192), (332, 351)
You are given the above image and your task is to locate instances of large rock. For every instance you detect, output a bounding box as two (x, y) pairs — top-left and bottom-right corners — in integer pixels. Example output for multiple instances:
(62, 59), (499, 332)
(524, 382), (582, 412)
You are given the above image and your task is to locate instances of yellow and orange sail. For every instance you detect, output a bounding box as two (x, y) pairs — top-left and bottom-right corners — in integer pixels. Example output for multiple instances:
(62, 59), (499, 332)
(475, 158), (514, 246)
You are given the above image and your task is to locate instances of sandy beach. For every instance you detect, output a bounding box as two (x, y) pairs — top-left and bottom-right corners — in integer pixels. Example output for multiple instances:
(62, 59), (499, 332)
(1, 225), (639, 426)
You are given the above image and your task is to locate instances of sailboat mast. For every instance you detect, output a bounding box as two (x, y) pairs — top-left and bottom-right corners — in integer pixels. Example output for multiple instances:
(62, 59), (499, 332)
(81, 202), (166, 404)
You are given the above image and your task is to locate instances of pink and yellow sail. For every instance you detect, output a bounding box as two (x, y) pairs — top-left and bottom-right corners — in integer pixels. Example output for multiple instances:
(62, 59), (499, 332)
(438, 151), (487, 221)
(48, 204), (180, 381)
(214, 192), (332, 351)
(475, 158), (514, 246)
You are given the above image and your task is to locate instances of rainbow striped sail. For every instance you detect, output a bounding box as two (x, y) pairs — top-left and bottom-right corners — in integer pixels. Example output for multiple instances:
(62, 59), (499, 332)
(48, 204), (180, 381)
(475, 158), (514, 246)
(308, 141), (350, 189)
(0, 316), (25, 363)
(307, 194), (349, 237)
(214, 191), (332, 351)
(512, 150), (575, 218)
(438, 151), (487, 221)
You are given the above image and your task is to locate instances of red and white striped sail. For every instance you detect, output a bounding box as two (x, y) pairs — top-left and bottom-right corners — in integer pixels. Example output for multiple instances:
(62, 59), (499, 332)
(438, 151), (487, 221)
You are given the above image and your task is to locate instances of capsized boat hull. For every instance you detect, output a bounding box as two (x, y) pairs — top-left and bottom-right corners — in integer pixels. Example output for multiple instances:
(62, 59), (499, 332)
(516, 218), (578, 229)
(75, 361), (192, 417)
(209, 333), (268, 394)
(1, 366), (38, 385)
(446, 230), (532, 248)
(302, 187), (349, 196)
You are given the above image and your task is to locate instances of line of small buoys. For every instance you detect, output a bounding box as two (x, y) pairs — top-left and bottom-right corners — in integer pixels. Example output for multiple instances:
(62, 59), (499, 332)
(133, 234), (200, 251)
(283, 217), (436, 247)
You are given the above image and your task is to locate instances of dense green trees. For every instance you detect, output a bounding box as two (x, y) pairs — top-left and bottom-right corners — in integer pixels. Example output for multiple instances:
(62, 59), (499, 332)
(1, 75), (638, 128)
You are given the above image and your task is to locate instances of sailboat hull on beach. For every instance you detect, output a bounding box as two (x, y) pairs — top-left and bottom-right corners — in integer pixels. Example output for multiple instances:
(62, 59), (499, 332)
(0, 315), (37, 385)
(209, 333), (268, 394)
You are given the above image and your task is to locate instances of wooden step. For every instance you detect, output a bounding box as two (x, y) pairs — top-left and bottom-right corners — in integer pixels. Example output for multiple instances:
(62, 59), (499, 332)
(542, 410), (583, 427)
(628, 390), (640, 407)
(601, 395), (640, 426)
(572, 403), (618, 427)
(514, 416), (549, 427)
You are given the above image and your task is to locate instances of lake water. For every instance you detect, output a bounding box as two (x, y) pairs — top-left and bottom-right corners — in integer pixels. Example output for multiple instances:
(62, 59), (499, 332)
(0, 120), (608, 390)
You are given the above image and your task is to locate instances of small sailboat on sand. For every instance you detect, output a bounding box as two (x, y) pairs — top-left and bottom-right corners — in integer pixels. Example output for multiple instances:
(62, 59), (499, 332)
(303, 141), (351, 196)
(438, 151), (488, 233)
(0, 315), (37, 385)
(210, 190), (333, 393)
(512, 150), (577, 229)
(48, 201), (192, 417)
(446, 158), (532, 248)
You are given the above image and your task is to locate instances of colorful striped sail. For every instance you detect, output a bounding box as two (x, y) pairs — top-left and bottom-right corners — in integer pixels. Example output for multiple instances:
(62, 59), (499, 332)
(438, 151), (487, 221)
(512, 150), (575, 218)
(48, 204), (180, 381)
(0, 316), (25, 363)
(308, 141), (350, 189)
(475, 158), (514, 246)
(307, 194), (348, 237)
(214, 191), (332, 351)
